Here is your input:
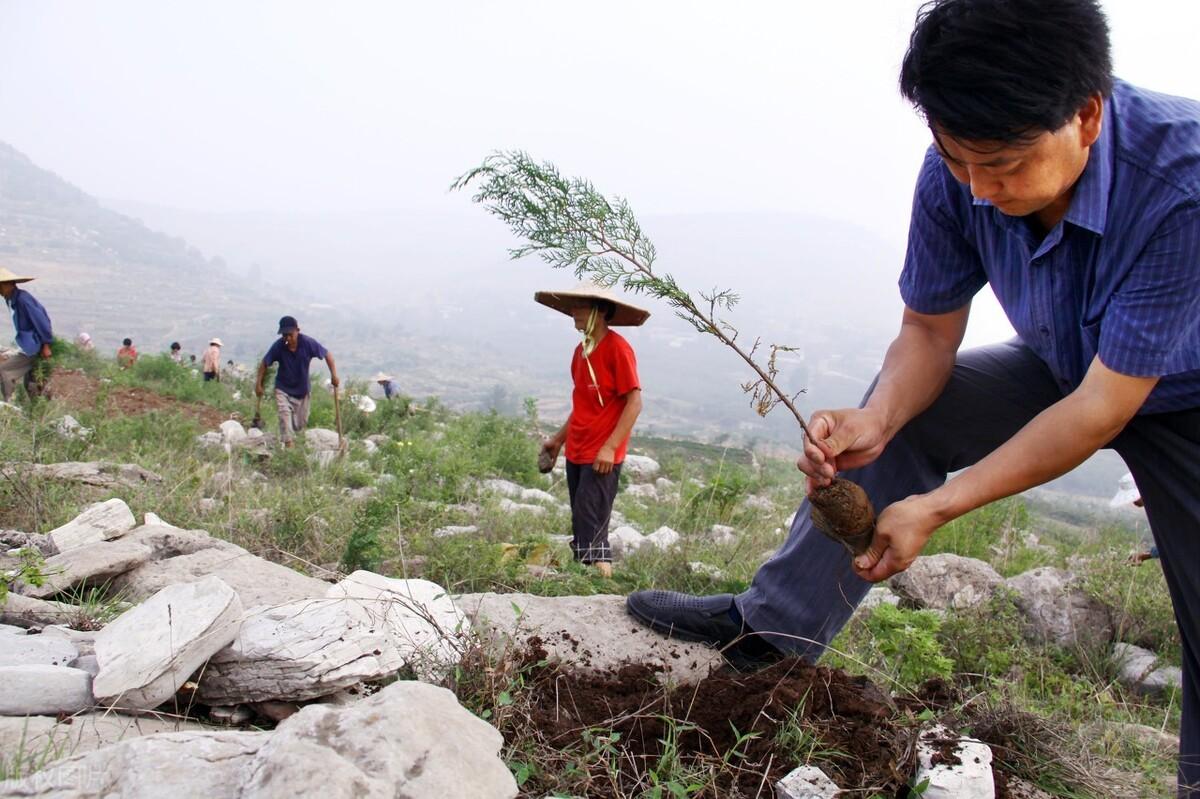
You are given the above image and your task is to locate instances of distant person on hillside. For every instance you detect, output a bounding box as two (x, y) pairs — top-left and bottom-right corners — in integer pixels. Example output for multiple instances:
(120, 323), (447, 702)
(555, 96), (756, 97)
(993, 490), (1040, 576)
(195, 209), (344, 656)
(1111, 472), (1160, 565)
(202, 338), (223, 382)
(537, 282), (647, 579)
(116, 338), (137, 369)
(169, 342), (183, 363)
(0, 266), (53, 402)
(76, 332), (94, 352)
(255, 315), (339, 448)
(624, 3), (1200, 789)
(372, 372), (400, 399)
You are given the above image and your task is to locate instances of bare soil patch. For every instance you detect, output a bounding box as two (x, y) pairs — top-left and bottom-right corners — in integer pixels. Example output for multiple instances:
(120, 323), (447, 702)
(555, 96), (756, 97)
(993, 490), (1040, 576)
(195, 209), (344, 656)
(47, 368), (227, 429)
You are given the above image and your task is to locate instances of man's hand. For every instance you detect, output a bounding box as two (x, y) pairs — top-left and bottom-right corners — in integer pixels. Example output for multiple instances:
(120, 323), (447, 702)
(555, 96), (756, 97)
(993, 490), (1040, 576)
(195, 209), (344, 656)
(797, 407), (891, 489)
(852, 493), (942, 581)
(39, 343), (51, 359)
(593, 444), (616, 474)
(331, 375), (340, 388)
(255, 384), (265, 398)
(541, 438), (562, 460)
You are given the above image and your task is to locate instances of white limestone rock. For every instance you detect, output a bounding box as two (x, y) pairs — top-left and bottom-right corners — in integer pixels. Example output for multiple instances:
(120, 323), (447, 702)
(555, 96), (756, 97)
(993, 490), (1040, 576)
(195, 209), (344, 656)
(305, 428), (341, 450)
(0, 632), (77, 667)
(458, 592), (720, 685)
(890, 553), (1003, 611)
(480, 478), (522, 497)
(621, 454), (660, 481)
(687, 562), (726, 580)
(498, 498), (547, 516)
(1006, 566), (1113, 649)
(0, 665), (94, 716)
(93, 576), (243, 711)
(646, 525), (681, 551)
(47, 499), (136, 553)
(196, 597), (403, 705)
(1113, 642), (1183, 698)
(197, 431), (225, 448)
(775, 764), (840, 798)
(22, 539), (152, 599)
(709, 524), (738, 546)
(624, 483), (659, 502)
(913, 725), (995, 799)
(609, 525), (646, 557)
(433, 524), (478, 539)
(54, 415), (92, 440)
(742, 494), (775, 512)
(0, 712), (218, 767)
(219, 419), (247, 446)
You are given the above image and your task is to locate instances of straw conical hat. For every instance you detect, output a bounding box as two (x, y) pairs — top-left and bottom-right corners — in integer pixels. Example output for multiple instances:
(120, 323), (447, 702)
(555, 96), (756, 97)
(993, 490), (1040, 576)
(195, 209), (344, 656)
(371, 372), (395, 382)
(0, 267), (35, 284)
(209, 338), (224, 347)
(534, 281), (650, 327)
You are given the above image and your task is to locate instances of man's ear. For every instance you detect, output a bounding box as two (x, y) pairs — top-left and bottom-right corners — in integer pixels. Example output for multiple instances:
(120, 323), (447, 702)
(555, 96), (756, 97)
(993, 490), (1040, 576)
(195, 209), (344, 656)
(1078, 92), (1104, 148)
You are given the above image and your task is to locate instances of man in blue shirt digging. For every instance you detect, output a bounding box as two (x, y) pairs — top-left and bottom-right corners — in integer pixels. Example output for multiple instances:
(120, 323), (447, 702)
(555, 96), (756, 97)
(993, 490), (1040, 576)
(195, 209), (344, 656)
(627, 0), (1200, 791)
(255, 315), (339, 447)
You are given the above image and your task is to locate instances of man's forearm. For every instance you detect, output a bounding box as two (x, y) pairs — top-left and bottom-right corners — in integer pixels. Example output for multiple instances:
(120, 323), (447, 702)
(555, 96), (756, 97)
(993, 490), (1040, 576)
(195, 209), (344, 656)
(549, 415), (571, 447)
(604, 391), (642, 450)
(255, 363), (267, 391)
(326, 354), (339, 382)
(867, 314), (963, 439)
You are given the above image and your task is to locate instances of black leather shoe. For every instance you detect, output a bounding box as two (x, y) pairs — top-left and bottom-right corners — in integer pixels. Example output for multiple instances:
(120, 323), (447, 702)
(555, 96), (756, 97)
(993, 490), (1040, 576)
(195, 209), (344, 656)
(626, 590), (741, 645)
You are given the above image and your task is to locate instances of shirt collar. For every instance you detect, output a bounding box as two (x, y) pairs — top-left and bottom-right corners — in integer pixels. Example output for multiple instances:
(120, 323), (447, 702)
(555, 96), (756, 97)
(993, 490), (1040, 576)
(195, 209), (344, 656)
(970, 97), (1113, 236)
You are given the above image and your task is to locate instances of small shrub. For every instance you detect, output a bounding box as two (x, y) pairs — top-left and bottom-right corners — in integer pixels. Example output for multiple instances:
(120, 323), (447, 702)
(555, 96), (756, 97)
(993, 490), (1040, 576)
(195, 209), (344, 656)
(861, 604), (953, 691)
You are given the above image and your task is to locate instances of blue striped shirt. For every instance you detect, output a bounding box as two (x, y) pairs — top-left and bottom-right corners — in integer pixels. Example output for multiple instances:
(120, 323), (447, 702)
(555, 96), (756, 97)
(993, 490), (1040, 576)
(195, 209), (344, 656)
(900, 79), (1200, 414)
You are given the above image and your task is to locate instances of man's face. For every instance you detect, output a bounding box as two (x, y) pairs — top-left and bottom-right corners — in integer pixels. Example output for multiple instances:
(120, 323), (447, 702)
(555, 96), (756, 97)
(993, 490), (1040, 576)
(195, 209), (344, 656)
(0, 282), (14, 300)
(281, 329), (299, 351)
(570, 304), (594, 333)
(932, 95), (1103, 224)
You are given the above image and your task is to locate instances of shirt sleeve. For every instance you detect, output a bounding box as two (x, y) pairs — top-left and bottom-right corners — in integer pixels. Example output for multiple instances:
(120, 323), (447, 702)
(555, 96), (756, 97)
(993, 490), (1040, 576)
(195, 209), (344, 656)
(1098, 201), (1200, 377)
(306, 337), (329, 360)
(262, 340), (281, 367)
(611, 337), (640, 396)
(898, 149), (988, 315)
(19, 293), (53, 346)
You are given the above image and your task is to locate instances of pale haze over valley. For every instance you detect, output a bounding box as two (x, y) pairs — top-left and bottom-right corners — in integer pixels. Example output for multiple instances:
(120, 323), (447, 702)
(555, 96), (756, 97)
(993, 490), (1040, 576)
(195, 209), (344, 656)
(2, 0), (1198, 484)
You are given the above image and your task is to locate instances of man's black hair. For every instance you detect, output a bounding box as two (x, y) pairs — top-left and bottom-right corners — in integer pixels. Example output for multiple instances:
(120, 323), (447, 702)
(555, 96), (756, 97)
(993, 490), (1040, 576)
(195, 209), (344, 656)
(170, 341), (180, 350)
(122, 337), (132, 346)
(591, 299), (616, 322)
(900, 0), (1113, 145)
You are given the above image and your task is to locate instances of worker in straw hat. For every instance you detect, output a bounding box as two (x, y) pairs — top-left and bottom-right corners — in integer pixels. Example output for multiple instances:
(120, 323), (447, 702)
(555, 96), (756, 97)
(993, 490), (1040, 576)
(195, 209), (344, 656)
(202, 337), (224, 382)
(371, 371), (400, 399)
(0, 266), (54, 402)
(537, 281), (649, 578)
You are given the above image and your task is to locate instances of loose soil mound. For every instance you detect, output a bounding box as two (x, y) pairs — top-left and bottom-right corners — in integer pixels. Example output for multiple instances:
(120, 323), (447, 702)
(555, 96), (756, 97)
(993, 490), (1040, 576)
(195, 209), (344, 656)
(48, 368), (227, 428)
(515, 644), (920, 797)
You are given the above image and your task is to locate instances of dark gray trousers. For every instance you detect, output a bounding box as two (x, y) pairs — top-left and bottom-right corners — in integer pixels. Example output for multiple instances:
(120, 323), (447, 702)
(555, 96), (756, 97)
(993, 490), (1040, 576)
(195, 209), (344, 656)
(736, 341), (1200, 794)
(566, 460), (620, 563)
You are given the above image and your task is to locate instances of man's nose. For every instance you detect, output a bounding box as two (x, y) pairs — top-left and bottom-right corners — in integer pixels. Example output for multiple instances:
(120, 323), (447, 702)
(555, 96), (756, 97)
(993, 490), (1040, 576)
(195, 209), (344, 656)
(967, 166), (1001, 201)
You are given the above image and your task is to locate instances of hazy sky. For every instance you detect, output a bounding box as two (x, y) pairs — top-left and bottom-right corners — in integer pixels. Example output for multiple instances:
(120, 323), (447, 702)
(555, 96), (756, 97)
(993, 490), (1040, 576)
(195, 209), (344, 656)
(3, 0), (1199, 346)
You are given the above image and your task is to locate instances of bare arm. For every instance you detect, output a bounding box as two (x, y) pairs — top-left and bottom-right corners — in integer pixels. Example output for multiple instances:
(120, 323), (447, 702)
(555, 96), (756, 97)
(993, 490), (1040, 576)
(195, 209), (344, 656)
(802, 304), (970, 483)
(255, 361), (268, 397)
(325, 353), (340, 387)
(594, 389), (643, 474)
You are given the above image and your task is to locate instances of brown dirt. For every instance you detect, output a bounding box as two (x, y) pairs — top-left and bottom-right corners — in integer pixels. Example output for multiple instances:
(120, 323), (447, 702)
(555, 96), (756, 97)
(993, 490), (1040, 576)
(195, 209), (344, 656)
(514, 645), (920, 797)
(810, 477), (876, 555)
(47, 368), (227, 428)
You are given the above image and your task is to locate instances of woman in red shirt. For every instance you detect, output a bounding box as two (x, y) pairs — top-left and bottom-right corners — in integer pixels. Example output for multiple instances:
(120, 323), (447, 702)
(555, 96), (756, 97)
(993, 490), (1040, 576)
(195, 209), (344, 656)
(538, 283), (649, 578)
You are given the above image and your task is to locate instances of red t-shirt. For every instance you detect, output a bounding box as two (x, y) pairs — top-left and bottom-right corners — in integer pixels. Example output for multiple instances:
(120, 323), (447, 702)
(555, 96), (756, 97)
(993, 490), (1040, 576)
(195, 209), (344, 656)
(565, 330), (640, 465)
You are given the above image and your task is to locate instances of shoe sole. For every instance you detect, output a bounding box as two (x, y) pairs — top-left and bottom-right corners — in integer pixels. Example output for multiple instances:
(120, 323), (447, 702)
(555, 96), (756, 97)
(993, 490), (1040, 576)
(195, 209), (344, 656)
(625, 597), (723, 644)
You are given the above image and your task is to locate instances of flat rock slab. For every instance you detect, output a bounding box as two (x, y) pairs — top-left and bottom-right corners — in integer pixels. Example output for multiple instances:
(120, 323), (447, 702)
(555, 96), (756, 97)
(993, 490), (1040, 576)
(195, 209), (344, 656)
(0, 665), (95, 716)
(326, 571), (468, 675)
(22, 539), (153, 599)
(1, 462), (162, 493)
(0, 681), (517, 799)
(109, 546), (328, 610)
(0, 631), (77, 667)
(93, 576), (243, 711)
(457, 593), (721, 685)
(0, 593), (82, 629)
(121, 521), (240, 560)
(196, 597), (402, 705)
(0, 712), (221, 769)
(47, 499), (136, 554)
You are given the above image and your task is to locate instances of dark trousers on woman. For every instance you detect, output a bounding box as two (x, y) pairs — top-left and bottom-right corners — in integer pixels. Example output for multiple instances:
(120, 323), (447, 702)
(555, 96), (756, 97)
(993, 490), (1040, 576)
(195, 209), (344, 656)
(566, 460), (621, 564)
(736, 341), (1200, 795)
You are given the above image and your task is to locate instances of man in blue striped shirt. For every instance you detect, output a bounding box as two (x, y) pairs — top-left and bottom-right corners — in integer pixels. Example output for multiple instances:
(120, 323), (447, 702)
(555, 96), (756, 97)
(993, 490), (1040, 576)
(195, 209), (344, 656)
(629, 0), (1200, 790)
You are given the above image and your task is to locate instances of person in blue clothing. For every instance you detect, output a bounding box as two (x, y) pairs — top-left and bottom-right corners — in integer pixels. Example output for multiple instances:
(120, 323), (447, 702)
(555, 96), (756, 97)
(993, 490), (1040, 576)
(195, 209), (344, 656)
(254, 315), (339, 447)
(626, 1), (1200, 792)
(371, 372), (400, 399)
(0, 266), (53, 402)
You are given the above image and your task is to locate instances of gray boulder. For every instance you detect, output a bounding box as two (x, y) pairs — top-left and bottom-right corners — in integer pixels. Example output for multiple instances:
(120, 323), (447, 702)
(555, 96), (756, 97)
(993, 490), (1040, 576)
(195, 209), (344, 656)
(621, 454), (660, 481)
(890, 553), (1002, 611)
(0, 631), (77, 668)
(458, 592), (720, 685)
(0, 681), (516, 799)
(305, 428), (341, 450)
(0, 712), (218, 768)
(109, 545), (328, 609)
(0, 462), (162, 492)
(21, 539), (152, 599)
(93, 576), (243, 711)
(47, 499), (136, 553)
(0, 593), (82, 628)
(1112, 642), (1182, 698)
(0, 665), (94, 716)
(1006, 567), (1113, 649)
(775, 765), (840, 798)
